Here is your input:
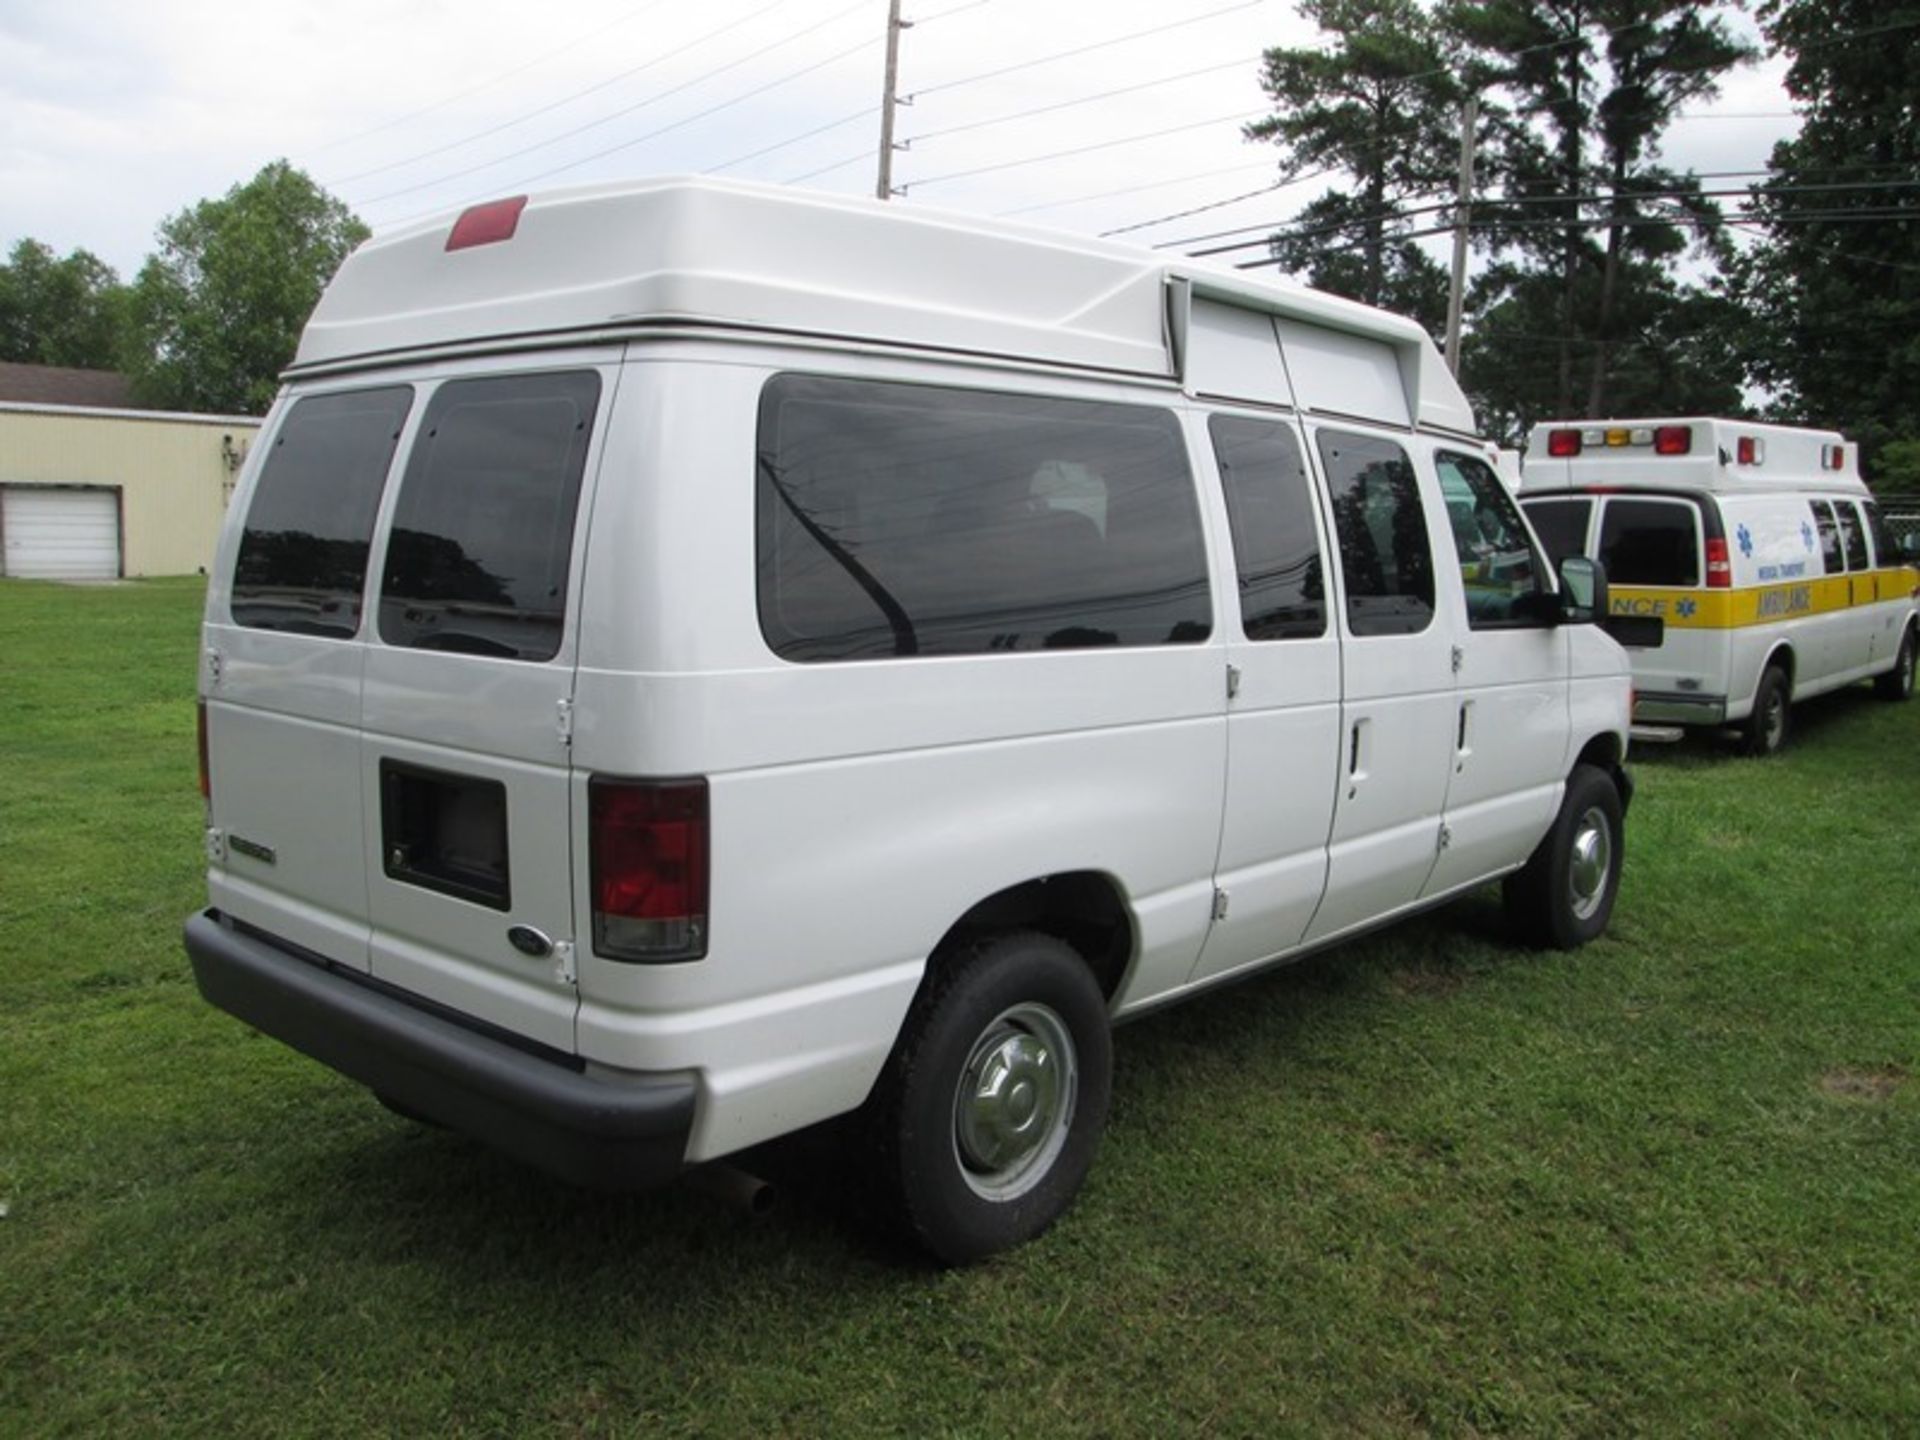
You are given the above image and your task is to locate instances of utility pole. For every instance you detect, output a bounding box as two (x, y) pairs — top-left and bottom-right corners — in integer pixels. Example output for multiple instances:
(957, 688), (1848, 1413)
(1443, 93), (1478, 375)
(875, 0), (908, 200)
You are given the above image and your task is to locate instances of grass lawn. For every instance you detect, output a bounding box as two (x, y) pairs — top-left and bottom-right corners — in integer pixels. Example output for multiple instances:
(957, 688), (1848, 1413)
(2, 575), (1915, 1436)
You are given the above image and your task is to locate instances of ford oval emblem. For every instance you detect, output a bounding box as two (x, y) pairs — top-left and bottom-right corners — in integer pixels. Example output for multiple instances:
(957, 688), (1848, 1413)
(507, 925), (554, 958)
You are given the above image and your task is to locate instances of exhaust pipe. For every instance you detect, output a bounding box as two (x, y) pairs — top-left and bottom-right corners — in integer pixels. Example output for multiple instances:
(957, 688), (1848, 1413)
(685, 1163), (776, 1220)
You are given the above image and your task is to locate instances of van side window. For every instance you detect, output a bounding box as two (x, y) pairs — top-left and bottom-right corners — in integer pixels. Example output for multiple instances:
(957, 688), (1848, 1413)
(1597, 498), (1699, 586)
(1519, 497), (1593, 569)
(1863, 501), (1897, 566)
(1835, 501), (1869, 571)
(1314, 428), (1434, 636)
(1434, 451), (1546, 627)
(1809, 500), (1843, 573)
(377, 370), (601, 664)
(755, 375), (1212, 660)
(231, 387), (413, 637)
(1208, 414), (1325, 640)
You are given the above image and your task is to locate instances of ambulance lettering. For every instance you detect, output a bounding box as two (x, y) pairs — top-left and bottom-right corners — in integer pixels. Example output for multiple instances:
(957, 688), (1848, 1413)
(1756, 585), (1812, 618)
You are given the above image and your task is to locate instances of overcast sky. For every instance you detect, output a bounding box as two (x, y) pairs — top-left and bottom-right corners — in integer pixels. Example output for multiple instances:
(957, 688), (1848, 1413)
(2, 0), (1797, 281)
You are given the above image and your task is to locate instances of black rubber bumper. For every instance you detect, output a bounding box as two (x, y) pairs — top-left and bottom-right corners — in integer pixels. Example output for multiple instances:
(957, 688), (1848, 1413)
(184, 911), (695, 1189)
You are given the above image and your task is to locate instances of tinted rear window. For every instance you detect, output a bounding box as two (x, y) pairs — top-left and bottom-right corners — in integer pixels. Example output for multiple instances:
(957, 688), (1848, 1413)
(1598, 498), (1699, 586)
(1209, 414), (1325, 640)
(756, 375), (1212, 660)
(231, 387), (413, 637)
(1519, 497), (1593, 568)
(378, 371), (601, 663)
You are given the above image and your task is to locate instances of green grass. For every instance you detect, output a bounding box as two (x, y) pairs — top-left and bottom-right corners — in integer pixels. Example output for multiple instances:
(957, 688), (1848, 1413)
(2, 575), (1915, 1437)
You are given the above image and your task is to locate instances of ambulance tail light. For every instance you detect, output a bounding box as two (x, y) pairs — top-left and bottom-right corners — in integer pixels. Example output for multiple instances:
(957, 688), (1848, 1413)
(1547, 428), (1582, 458)
(1654, 425), (1693, 456)
(589, 777), (709, 963)
(1705, 538), (1732, 589)
(1736, 436), (1764, 466)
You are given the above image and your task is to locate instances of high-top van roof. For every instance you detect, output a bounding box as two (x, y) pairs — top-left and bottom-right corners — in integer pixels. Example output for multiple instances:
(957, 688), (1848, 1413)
(291, 174), (1476, 436)
(1520, 416), (1867, 497)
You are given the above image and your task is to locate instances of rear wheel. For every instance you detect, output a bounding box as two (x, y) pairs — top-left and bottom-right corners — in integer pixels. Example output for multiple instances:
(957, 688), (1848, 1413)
(1504, 763), (1623, 950)
(868, 930), (1111, 1265)
(1742, 664), (1791, 756)
(1875, 627), (1916, 701)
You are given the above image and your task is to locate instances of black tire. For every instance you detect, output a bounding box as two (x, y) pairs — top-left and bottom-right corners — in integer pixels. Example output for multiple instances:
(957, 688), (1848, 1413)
(1742, 664), (1791, 757)
(1875, 626), (1916, 701)
(1504, 763), (1624, 951)
(868, 930), (1112, 1265)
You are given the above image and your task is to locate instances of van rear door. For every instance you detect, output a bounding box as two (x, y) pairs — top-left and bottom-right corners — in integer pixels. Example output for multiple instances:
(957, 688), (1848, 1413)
(358, 358), (616, 1053)
(206, 385), (415, 972)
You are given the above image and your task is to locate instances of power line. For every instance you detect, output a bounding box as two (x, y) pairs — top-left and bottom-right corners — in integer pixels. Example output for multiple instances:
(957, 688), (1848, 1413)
(904, 109), (1267, 191)
(354, 0), (871, 209)
(1099, 166), (1338, 238)
(301, 0), (674, 160)
(706, 104), (877, 175)
(907, 1), (1261, 100)
(996, 160), (1279, 218)
(331, 0), (793, 190)
(907, 57), (1260, 146)
(471, 31), (881, 202)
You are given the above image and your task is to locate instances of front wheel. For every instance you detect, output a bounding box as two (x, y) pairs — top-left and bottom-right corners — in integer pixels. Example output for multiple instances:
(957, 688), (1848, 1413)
(868, 930), (1112, 1265)
(1504, 763), (1624, 950)
(1875, 627), (1916, 701)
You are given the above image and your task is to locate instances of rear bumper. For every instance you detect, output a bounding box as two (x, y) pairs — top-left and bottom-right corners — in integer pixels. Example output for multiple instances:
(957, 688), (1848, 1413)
(184, 910), (696, 1189)
(1633, 691), (1727, 726)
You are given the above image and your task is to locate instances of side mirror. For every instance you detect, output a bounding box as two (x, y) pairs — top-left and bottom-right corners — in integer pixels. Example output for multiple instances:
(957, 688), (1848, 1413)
(1558, 555), (1607, 625)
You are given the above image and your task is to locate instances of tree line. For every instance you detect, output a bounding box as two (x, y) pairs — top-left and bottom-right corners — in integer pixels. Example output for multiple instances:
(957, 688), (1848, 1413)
(0, 161), (364, 416)
(1249, 0), (1919, 489)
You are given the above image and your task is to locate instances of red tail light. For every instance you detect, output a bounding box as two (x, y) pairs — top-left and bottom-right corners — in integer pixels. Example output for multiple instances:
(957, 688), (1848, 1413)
(446, 196), (528, 252)
(589, 777), (709, 963)
(1705, 537), (1732, 589)
(1654, 425), (1692, 455)
(197, 700), (211, 801)
(1547, 428), (1582, 458)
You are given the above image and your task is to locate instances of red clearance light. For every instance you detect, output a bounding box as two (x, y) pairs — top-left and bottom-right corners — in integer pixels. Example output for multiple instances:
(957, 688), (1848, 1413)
(1824, 443), (1847, 471)
(1736, 436), (1762, 465)
(1546, 428), (1582, 458)
(446, 196), (528, 252)
(590, 777), (709, 963)
(1705, 537), (1732, 589)
(1654, 425), (1692, 456)
(197, 700), (211, 801)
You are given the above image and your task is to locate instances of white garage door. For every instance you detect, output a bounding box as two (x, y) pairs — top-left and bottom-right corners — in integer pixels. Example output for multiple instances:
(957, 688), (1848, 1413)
(2, 487), (121, 580)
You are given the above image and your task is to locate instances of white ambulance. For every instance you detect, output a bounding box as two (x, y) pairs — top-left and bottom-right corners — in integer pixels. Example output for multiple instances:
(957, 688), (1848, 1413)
(185, 177), (1634, 1262)
(1518, 419), (1918, 754)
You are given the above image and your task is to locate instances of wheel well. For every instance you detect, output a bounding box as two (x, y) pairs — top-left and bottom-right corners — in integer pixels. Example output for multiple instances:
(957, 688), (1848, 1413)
(932, 873), (1134, 1001)
(1762, 643), (1795, 688)
(1575, 731), (1622, 774)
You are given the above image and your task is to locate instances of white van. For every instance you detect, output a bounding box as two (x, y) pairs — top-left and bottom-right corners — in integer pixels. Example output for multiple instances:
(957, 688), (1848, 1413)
(1518, 419), (1919, 754)
(185, 178), (1634, 1262)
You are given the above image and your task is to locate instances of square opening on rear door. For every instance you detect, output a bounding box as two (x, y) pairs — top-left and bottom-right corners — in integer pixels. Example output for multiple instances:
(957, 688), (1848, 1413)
(379, 760), (512, 911)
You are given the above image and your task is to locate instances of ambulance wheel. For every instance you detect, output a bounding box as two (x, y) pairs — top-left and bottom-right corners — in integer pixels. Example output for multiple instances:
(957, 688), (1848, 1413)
(1742, 665), (1791, 756)
(1875, 627), (1916, 701)
(1504, 763), (1622, 950)
(868, 930), (1111, 1265)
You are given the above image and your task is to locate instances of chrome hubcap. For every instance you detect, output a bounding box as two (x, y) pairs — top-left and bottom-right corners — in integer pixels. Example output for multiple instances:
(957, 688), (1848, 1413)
(953, 1003), (1076, 1201)
(1764, 693), (1785, 749)
(1568, 806), (1612, 921)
